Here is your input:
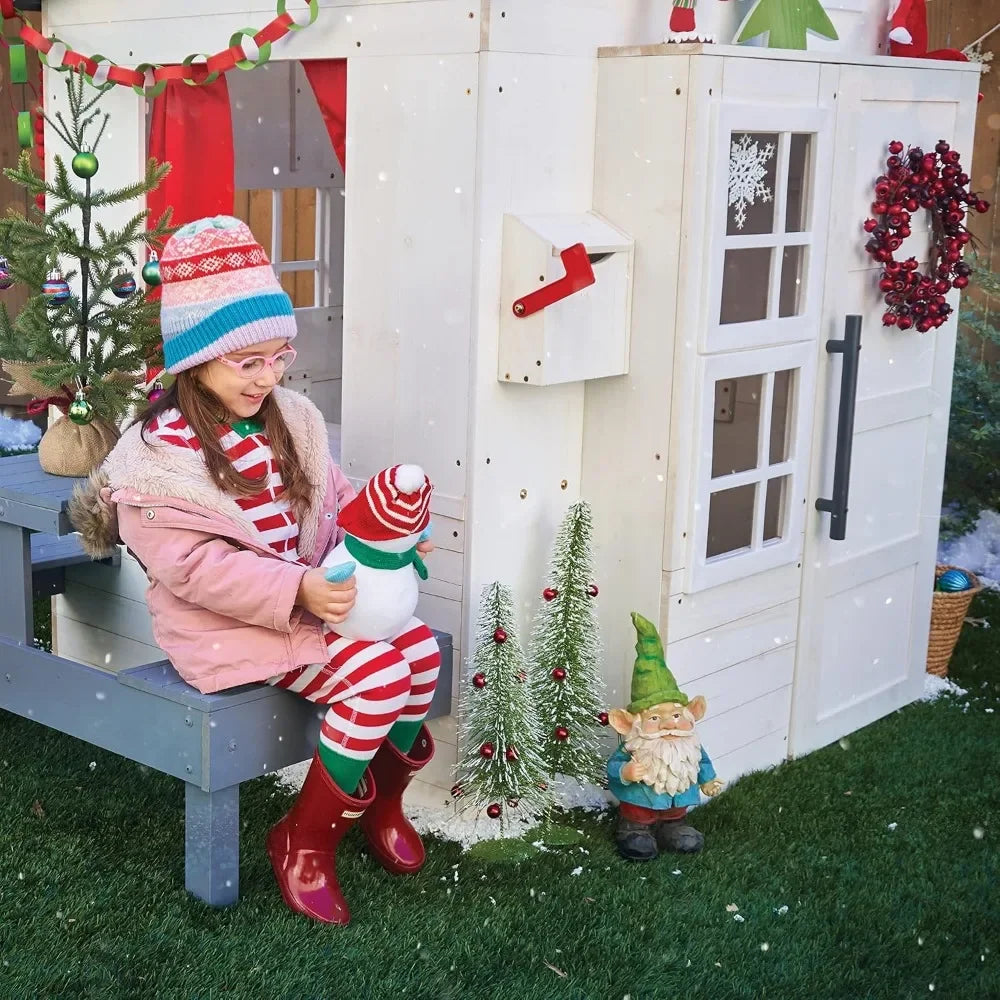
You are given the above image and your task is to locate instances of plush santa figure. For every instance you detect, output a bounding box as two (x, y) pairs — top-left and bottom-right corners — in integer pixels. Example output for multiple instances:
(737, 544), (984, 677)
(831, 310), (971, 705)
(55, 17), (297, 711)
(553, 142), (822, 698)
(323, 463), (433, 641)
(888, 0), (967, 60)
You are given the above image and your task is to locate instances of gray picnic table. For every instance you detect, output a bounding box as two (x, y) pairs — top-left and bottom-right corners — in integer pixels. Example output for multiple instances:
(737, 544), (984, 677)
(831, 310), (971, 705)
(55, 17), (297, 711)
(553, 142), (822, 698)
(0, 451), (452, 906)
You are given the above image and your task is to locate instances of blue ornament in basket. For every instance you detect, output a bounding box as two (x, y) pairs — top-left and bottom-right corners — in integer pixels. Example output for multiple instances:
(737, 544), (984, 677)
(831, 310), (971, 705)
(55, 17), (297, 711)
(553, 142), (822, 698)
(937, 569), (971, 593)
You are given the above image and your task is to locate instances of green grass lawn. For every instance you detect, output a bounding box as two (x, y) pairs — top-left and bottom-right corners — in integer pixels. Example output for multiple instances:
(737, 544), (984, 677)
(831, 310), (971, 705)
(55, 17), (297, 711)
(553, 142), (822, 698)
(2, 594), (999, 1000)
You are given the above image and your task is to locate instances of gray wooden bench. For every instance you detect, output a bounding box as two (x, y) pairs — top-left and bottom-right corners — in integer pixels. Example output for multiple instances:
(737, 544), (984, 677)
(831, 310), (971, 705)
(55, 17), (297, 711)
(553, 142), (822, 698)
(1, 452), (452, 907)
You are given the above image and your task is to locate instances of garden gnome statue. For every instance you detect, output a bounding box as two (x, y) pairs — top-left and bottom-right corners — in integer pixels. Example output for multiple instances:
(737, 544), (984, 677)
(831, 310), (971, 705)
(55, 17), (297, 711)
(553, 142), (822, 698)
(607, 613), (724, 860)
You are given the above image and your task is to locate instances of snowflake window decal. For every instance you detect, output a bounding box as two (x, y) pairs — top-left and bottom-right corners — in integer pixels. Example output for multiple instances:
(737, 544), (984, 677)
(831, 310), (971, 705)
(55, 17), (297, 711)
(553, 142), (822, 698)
(728, 133), (776, 230)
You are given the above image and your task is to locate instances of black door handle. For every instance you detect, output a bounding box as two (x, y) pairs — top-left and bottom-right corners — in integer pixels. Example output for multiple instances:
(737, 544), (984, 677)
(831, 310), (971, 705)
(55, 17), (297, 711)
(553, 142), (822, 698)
(815, 315), (862, 541)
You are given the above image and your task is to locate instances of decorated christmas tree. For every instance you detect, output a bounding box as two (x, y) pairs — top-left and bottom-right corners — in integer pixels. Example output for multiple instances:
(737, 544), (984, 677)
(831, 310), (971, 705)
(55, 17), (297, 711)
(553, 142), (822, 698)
(454, 582), (551, 830)
(736, 0), (838, 49)
(0, 69), (172, 476)
(529, 501), (608, 787)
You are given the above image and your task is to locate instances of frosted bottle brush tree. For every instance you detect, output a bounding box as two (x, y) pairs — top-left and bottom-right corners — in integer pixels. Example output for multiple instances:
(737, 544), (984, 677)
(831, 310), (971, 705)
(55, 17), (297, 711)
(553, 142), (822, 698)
(529, 500), (608, 786)
(0, 69), (172, 476)
(454, 582), (551, 827)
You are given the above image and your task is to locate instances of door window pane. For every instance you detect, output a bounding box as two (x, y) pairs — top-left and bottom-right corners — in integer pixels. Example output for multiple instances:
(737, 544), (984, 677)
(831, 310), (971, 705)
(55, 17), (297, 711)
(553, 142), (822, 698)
(727, 132), (778, 235)
(779, 245), (807, 318)
(763, 476), (789, 542)
(721, 248), (771, 324)
(785, 134), (813, 233)
(707, 484), (756, 558)
(769, 369), (794, 464)
(712, 374), (762, 478)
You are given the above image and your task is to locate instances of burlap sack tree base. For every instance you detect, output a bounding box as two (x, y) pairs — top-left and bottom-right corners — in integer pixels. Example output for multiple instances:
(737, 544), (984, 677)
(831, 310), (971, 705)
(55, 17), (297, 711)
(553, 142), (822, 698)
(2, 358), (58, 400)
(38, 414), (119, 478)
(1, 359), (137, 477)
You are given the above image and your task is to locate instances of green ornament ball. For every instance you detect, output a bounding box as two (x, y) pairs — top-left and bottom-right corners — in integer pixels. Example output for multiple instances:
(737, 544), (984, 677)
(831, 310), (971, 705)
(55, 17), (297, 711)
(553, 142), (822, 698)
(71, 151), (99, 179)
(68, 395), (94, 426)
(141, 259), (161, 287)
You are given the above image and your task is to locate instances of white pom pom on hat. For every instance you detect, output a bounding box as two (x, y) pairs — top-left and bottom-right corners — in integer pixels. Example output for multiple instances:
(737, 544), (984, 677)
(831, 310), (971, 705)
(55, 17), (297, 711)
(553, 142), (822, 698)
(394, 464), (426, 495)
(336, 463), (433, 541)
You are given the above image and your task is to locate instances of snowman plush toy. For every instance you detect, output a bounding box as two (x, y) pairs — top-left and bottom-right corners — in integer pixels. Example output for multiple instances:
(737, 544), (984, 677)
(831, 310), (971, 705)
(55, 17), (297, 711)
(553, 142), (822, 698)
(323, 463), (434, 640)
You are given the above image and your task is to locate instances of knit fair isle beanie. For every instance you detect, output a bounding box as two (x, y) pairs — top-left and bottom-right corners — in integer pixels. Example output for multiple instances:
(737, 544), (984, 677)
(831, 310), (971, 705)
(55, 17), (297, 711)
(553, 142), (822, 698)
(159, 216), (297, 374)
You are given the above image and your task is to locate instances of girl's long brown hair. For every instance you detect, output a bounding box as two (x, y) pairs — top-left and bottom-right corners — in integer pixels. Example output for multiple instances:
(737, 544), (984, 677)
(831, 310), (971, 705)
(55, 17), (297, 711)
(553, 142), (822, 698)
(140, 372), (312, 514)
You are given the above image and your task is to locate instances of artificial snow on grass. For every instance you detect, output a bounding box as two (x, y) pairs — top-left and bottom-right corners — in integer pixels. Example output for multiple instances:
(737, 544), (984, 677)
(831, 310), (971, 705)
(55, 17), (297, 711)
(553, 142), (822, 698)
(920, 672), (968, 701)
(0, 413), (41, 453)
(274, 764), (612, 851)
(939, 509), (1000, 590)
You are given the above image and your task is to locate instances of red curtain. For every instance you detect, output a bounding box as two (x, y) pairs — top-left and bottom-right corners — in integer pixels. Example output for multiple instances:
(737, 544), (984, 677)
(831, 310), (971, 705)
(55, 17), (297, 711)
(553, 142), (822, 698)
(147, 76), (236, 231)
(145, 76), (235, 380)
(302, 59), (347, 172)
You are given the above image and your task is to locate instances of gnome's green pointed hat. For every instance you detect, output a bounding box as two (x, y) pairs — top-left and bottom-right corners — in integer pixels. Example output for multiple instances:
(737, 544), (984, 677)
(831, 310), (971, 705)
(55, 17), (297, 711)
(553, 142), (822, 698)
(628, 612), (687, 712)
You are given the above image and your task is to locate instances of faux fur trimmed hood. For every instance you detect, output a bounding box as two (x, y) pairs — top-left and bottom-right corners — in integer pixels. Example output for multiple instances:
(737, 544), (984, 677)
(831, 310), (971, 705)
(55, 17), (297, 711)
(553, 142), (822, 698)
(69, 386), (331, 561)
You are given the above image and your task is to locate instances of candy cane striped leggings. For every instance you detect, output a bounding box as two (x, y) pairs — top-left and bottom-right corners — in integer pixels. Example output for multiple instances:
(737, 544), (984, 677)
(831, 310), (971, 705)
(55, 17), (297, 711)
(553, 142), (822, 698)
(267, 617), (441, 773)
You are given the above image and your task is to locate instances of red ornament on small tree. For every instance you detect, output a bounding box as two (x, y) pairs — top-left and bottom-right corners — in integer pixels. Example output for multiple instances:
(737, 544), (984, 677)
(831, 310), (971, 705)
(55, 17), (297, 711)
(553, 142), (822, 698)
(472, 672), (487, 689)
(554, 726), (569, 741)
(486, 803), (502, 819)
(551, 667), (567, 682)
(480, 742), (495, 759)
(493, 627), (507, 644)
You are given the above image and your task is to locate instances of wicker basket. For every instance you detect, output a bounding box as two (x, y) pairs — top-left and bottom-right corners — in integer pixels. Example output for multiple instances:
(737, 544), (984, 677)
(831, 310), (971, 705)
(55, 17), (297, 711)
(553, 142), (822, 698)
(926, 565), (983, 677)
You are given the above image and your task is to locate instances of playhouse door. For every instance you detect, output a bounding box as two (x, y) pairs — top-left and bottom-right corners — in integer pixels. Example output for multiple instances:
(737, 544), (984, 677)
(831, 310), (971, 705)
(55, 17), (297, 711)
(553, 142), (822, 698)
(789, 65), (974, 756)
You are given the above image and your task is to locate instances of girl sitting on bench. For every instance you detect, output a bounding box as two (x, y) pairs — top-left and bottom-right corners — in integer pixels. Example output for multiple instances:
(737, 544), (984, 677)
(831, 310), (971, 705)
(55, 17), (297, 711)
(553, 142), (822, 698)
(71, 215), (439, 926)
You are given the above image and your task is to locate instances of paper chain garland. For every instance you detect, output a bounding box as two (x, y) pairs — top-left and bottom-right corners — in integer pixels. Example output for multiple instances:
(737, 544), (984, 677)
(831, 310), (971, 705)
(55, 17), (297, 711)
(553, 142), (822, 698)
(1, 0), (318, 137)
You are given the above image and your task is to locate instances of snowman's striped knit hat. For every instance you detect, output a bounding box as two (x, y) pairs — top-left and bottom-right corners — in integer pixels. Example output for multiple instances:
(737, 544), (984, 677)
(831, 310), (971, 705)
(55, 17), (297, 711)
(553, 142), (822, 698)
(159, 216), (296, 374)
(337, 465), (433, 541)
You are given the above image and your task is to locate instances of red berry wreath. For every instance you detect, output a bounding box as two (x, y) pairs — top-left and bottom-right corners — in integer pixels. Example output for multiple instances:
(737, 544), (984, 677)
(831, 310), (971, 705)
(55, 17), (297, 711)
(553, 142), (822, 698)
(863, 140), (989, 332)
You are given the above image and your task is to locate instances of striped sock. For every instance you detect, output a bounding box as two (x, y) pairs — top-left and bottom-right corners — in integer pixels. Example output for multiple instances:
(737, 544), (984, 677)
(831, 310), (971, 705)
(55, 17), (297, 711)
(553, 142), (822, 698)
(386, 618), (441, 754)
(268, 633), (412, 794)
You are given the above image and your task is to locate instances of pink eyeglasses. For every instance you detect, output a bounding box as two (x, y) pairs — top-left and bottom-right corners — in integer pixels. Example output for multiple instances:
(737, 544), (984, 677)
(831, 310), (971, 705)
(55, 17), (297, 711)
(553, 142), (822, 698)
(216, 346), (297, 379)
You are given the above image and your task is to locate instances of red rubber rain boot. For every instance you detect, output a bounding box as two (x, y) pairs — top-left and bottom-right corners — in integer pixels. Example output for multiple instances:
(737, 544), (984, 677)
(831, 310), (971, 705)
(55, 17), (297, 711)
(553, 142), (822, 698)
(266, 752), (376, 925)
(360, 725), (435, 874)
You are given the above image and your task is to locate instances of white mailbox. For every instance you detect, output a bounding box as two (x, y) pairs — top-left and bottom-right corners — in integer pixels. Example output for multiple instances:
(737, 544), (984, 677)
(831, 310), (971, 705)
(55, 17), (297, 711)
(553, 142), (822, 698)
(498, 211), (634, 386)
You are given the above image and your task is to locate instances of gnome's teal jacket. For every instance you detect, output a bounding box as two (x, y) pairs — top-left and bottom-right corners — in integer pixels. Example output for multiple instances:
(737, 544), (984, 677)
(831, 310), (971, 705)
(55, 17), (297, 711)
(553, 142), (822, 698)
(607, 746), (716, 810)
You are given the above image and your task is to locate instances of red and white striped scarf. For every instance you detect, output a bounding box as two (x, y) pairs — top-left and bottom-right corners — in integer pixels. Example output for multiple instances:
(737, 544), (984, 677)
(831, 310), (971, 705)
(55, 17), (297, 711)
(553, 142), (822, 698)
(146, 408), (301, 562)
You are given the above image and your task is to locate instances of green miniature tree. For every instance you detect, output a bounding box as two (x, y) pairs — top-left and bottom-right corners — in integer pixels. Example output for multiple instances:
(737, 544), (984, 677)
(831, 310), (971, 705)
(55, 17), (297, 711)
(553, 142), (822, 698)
(0, 69), (172, 425)
(529, 501), (607, 788)
(454, 582), (552, 831)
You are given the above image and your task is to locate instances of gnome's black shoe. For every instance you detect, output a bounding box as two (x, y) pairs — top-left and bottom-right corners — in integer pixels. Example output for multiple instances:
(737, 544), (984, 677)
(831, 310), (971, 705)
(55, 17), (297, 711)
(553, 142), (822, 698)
(655, 817), (705, 854)
(615, 816), (659, 861)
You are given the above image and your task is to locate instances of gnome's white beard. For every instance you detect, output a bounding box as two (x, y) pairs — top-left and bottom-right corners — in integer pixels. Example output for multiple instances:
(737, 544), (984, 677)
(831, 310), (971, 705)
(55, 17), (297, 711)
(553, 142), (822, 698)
(625, 731), (702, 797)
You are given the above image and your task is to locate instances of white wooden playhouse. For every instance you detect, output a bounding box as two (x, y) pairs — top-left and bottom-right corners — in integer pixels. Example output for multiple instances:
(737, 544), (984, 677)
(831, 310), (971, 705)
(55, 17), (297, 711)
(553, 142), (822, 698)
(45, 0), (983, 806)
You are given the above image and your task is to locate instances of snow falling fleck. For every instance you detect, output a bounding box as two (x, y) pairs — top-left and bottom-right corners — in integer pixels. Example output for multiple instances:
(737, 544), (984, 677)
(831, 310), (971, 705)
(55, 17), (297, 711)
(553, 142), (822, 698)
(728, 133), (775, 230)
(974, 826), (985, 840)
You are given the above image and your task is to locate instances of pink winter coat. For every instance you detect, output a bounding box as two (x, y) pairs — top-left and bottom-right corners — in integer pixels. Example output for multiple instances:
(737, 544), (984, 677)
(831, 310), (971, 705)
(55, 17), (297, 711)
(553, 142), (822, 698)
(70, 387), (355, 694)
